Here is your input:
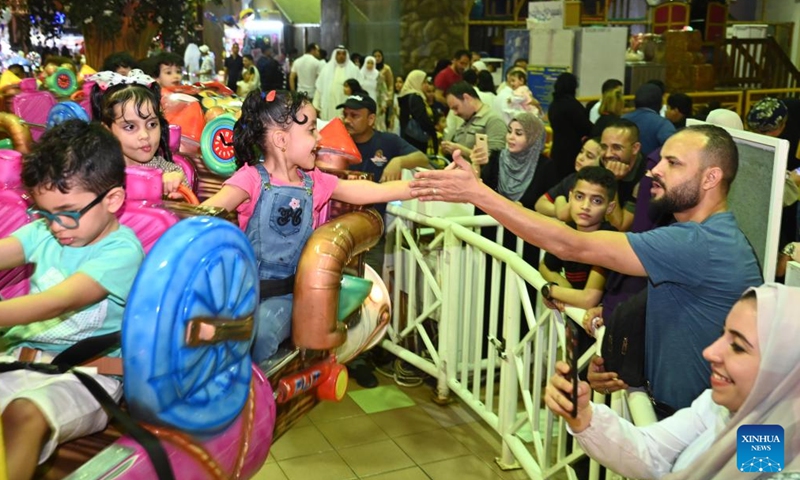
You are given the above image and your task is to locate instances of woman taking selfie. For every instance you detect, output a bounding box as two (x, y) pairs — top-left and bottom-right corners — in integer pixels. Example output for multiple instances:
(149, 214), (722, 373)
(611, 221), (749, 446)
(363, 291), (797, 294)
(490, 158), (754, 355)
(546, 283), (800, 479)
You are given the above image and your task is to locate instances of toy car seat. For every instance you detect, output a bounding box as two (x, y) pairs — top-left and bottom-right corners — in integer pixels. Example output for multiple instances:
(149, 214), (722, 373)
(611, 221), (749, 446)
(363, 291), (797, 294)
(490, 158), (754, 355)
(117, 166), (180, 253)
(11, 78), (56, 142)
(0, 149), (32, 299)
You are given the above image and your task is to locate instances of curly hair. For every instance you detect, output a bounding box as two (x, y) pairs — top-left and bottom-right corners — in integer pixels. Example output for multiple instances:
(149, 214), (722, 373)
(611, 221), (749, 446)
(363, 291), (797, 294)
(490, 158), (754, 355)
(233, 90), (311, 167)
(22, 120), (125, 194)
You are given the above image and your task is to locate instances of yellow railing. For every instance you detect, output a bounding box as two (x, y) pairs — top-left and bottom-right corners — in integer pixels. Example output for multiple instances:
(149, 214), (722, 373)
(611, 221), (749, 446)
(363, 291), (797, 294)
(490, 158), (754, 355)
(576, 94), (634, 105)
(687, 90), (744, 117)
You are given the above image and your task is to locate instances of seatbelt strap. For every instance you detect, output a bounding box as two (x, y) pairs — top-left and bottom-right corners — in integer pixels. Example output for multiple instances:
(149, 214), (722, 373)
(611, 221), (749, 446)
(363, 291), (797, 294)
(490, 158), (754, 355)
(0, 362), (175, 480)
(51, 331), (121, 366)
(71, 370), (176, 480)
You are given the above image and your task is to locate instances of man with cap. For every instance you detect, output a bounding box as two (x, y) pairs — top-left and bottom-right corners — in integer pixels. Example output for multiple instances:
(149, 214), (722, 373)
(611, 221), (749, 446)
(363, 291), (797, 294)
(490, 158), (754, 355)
(623, 83), (676, 157)
(747, 96), (800, 257)
(747, 97), (800, 174)
(314, 45), (360, 121)
(197, 45), (215, 82)
(339, 94), (427, 279)
(339, 93), (429, 388)
(339, 93), (429, 185)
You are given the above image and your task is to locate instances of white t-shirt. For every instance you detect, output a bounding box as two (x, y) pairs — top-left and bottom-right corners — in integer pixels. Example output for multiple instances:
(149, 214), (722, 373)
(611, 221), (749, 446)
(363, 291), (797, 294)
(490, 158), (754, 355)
(589, 102), (601, 123)
(291, 53), (322, 98)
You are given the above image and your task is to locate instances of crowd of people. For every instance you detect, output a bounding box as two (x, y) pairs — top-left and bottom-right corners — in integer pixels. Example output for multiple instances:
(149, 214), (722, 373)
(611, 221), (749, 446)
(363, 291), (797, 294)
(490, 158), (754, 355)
(2, 39), (800, 479)
(283, 43), (800, 476)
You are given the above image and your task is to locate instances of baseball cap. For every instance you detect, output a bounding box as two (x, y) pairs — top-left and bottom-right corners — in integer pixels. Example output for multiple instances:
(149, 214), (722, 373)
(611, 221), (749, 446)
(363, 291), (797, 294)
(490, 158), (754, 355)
(336, 94), (376, 113)
(747, 97), (788, 133)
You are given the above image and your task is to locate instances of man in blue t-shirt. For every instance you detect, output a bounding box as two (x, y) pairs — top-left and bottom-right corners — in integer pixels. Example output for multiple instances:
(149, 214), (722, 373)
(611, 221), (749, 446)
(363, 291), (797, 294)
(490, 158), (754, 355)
(410, 125), (763, 411)
(339, 93), (428, 218)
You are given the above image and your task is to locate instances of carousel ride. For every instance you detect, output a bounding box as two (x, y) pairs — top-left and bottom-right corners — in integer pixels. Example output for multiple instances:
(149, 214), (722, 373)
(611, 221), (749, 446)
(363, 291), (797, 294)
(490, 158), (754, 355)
(0, 73), (392, 479)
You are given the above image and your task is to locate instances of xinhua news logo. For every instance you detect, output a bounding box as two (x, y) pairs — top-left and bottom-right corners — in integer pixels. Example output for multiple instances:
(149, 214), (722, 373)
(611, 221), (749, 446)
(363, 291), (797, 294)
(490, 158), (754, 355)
(737, 425), (784, 473)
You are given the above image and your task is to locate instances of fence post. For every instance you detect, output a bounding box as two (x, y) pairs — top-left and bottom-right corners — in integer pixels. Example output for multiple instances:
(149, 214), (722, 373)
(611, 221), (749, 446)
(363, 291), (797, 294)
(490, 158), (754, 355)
(434, 225), (460, 404)
(496, 264), (522, 470)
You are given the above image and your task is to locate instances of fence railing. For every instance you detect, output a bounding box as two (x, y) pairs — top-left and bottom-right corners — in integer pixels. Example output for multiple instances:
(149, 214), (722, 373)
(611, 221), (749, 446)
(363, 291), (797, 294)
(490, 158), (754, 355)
(714, 37), (800, 90)
(381, 203), (655, 479)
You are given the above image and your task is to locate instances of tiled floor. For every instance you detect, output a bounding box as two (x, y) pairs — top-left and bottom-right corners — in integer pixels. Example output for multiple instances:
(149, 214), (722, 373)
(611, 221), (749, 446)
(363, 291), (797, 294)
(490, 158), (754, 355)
(251, 373), (532, 480)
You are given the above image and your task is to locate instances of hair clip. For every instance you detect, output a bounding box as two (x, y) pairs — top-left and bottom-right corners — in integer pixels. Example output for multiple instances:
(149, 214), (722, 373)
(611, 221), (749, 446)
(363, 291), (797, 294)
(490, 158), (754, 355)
(265, 90), (277, 102)
(88, 69), (155, 91)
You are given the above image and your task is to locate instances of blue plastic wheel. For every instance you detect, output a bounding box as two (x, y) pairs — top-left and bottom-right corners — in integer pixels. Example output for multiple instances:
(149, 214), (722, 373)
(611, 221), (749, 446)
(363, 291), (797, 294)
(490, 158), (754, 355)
(46, 101), (89, 129)
(200, 114), (238, 177)
(122, 216), (259, 436)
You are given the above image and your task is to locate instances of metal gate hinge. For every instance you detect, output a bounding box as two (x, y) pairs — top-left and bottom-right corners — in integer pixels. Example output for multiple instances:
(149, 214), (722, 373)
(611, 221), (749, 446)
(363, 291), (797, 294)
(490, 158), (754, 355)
(488, 336), (506, 359)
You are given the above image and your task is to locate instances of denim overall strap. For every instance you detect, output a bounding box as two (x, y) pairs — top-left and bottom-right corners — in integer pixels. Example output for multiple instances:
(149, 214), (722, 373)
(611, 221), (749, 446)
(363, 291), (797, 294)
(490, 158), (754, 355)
(244, 164), (315, 283)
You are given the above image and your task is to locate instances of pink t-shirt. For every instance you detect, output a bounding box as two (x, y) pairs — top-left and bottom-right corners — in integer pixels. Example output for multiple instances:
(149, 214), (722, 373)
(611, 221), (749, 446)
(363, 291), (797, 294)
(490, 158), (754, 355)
(224, 164), (339, 231)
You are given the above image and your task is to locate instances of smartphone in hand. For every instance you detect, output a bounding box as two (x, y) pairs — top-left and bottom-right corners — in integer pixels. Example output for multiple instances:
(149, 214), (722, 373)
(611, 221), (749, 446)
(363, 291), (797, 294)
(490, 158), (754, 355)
(565, 319), (580, 418)
(474, 133), (488, 157)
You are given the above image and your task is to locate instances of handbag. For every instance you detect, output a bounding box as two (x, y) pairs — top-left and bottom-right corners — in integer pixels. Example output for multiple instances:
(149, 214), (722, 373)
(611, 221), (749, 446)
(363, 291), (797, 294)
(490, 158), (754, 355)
(600, 286), (647, 388)
(405, 118), (430, 143)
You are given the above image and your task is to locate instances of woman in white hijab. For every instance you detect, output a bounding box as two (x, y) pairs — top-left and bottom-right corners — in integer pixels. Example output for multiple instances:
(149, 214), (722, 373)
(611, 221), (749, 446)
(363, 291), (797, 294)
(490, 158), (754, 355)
(358, 55), (387, 131)
(358, 56), (380, 103)
(546, 283), (800, 479)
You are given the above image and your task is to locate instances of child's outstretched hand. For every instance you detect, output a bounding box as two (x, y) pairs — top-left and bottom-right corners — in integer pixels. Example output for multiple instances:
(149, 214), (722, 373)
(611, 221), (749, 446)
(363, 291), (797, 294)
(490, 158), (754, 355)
(163, 171), (186, 199)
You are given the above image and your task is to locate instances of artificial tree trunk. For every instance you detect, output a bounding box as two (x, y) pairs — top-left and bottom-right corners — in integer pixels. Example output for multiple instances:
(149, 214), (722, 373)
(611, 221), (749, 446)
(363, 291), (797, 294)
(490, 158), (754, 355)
(82, 15), (158, 69)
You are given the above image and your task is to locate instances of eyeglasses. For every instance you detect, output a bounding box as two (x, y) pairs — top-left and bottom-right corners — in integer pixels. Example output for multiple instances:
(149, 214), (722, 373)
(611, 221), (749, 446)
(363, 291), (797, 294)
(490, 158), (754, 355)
(27, 187), (116, 230)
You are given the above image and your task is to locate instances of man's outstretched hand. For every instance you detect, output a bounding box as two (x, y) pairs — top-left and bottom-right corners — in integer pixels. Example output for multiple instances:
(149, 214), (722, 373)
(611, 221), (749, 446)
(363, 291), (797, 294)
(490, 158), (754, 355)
(410, 150), (481, 203)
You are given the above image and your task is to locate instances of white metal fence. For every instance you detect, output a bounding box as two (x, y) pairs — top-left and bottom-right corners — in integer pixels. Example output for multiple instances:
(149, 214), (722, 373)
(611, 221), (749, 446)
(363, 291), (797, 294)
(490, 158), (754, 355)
(380, 203), (655, 479)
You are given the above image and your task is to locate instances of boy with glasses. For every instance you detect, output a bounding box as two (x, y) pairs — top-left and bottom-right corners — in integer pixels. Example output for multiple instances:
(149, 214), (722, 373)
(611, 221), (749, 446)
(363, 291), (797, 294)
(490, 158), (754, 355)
(0, 120), (143, 478)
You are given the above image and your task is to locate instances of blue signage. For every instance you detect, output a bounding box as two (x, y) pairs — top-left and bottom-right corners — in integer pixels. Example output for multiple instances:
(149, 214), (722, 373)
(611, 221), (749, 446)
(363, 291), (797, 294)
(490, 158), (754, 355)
(737, 424), (784, 473)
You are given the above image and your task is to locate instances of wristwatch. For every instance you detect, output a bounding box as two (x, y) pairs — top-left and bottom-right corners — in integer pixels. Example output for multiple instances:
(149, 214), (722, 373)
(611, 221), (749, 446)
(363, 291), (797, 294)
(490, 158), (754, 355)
(541, 282), (557, 301)
(782, 243), (796, 258)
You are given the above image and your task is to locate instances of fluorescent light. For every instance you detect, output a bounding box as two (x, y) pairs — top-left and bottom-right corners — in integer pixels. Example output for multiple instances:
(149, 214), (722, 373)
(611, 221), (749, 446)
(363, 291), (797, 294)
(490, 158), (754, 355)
(245, 20), (283, 30)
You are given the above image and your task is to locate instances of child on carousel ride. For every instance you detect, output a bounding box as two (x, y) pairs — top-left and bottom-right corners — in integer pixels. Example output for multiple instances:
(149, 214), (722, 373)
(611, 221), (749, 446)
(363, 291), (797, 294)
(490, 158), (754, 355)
(0, 120), (144, 480)
(90, 69), (188, 198)
(202, 89), (413, 365)
(146, 52), (184, 89)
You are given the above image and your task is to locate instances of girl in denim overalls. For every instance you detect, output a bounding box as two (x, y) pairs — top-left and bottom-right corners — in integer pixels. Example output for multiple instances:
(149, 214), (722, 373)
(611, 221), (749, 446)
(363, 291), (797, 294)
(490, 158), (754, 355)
(203, 90), (413, 364)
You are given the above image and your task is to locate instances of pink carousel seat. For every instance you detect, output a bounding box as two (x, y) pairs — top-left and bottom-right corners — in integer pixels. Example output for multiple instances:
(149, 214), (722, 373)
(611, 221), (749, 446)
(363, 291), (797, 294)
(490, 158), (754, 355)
(0, 149), (32, 299)
(11, 78), (56, 142)
(169, 124), (198, 193)
(117, 166), (180, 253)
